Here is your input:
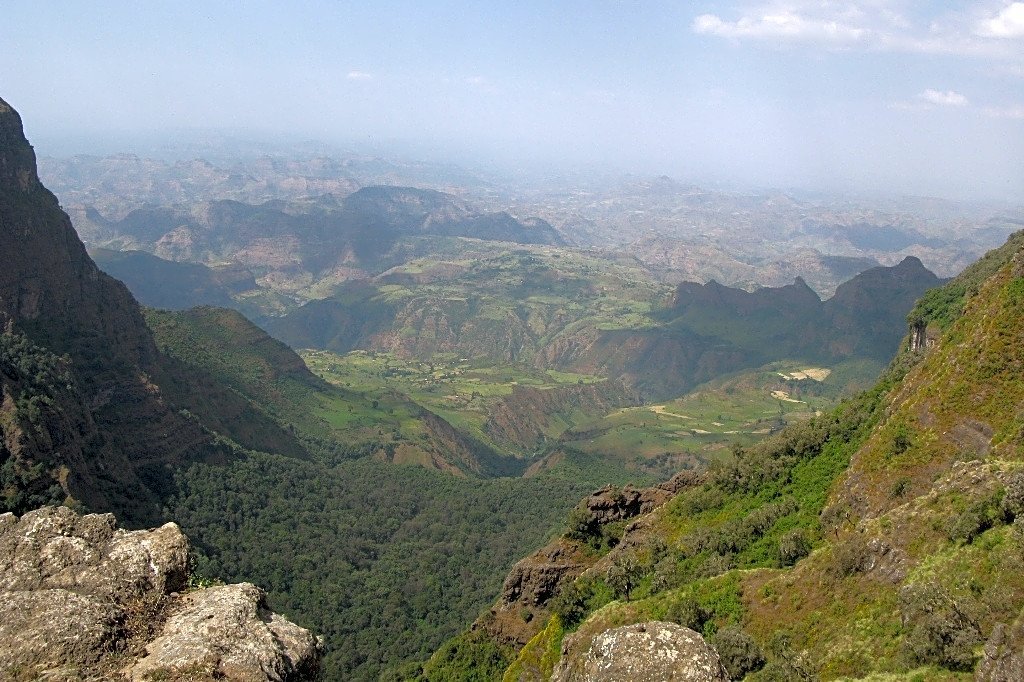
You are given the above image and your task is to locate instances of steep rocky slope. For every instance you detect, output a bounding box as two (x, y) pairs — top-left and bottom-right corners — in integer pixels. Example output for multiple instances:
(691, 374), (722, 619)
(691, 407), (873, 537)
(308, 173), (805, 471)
(424, 231), (1024, 680)
(0, 96), (222, 523)
(0, 505), (320, 680)
(0, 96), (316, 524)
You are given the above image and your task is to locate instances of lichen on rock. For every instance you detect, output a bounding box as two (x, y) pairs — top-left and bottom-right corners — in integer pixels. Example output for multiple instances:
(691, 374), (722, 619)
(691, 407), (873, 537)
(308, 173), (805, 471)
(551, 620), (730, 682)
(0, 506), (320, 681)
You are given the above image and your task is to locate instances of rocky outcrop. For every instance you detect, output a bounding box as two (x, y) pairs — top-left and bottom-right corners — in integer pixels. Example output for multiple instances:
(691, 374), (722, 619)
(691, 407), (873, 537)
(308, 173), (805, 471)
(480, 538), (594, 648)
(977, 609), (1024, 682)
(580, 471), (702, 528)
(476, 472), (701, 650)
(130, 583), (320, 682)
(551, 621), (729, 682)
(0, 506), (320, 681)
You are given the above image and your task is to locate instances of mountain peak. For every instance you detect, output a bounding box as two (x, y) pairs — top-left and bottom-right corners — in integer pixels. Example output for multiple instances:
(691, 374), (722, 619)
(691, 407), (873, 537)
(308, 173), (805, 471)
(897, 255), (926, 269)
(0, 96), (40, 194)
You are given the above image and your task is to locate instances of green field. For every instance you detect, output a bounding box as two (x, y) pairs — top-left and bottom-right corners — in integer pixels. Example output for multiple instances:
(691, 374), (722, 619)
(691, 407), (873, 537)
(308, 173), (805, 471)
(552, 360), (879, 480)
(303, 348), (881, 482)
(302, 349), (605, 450)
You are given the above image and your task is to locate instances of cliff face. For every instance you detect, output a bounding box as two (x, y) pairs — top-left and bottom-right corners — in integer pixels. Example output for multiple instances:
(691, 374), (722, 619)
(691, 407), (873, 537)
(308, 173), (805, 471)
(0, 506), (320, 681)
(0, 97), (156, 367)
(0, 96), (302, 524)
(0, 96), (226, 523)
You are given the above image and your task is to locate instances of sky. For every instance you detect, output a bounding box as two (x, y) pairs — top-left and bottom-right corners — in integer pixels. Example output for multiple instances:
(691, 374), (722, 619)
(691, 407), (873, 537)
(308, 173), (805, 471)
(1, 1), (1023, 201)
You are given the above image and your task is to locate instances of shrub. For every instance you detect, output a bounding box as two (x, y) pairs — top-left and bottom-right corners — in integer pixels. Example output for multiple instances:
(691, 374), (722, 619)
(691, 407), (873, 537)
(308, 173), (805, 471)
(665, 595), (710, 632)
(947, 491), (1007, 544)
(828, 533), (872, 579)
(778, 529), (811, 566)
(1001, 471), (1024, 520)
(898, 581), (982, 671)
(712, 625), (765, 680)
(606, 551), (642, 602)
(550, 577), (614, 629)
(760, 632), (814, 681)
(697, 553), (732, 579)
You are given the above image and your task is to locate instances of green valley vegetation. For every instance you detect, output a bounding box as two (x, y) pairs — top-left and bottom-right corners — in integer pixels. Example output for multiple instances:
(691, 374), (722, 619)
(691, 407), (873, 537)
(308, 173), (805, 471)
(424, 230), (1024, 681)
(142, 305), (644, 679)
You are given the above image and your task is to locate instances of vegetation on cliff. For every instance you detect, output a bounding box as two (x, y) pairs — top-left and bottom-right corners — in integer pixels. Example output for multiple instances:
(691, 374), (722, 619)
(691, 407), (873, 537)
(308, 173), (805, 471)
(430, 230), (1024, 680)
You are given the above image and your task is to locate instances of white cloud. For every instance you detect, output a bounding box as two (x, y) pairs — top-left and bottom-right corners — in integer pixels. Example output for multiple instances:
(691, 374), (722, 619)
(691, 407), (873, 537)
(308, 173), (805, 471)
(977, 2), (1024, 38)
(346, 71), (373, 81)
(693, 9), (867, 44)
(984, 104), (1024, 118)
(920, 89), (969, 107)
(692, 2), (1024, 62)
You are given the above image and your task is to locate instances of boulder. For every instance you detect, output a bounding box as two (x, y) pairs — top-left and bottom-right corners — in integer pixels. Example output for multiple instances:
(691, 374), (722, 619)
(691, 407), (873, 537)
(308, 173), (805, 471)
(0, 506), (320, 681)
(131, 583), (320, 682)
(552, 621), (730, 682)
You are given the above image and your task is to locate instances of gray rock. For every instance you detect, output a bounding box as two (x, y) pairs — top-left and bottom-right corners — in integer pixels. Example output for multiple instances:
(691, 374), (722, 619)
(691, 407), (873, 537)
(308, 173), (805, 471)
(977, 610), (1024, 682)
(131, 583), (320, 682)
(0, 505), (189, 600)
(0, 506), (320, 681)
(0, 589), (118, 672)
(552, 621), (731, 682)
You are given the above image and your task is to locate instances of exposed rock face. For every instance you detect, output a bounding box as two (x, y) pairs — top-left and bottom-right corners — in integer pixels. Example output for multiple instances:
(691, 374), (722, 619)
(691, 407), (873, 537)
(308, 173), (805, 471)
(477, 472), (701, 650)
(1, 95), (313, 523)
(582, 471), (701, 528)
(0, 506), (320, 681)
(976, 608), (1024, 681)
(0, 95), (219, 523)
(552, 621), (730, 682)
(131, 583), (320, 682)
(481, 538), (594, 648)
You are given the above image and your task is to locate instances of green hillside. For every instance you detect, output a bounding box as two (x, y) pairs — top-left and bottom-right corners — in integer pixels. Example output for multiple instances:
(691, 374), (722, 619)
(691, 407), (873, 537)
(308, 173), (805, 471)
(424, 231), (1024, 680)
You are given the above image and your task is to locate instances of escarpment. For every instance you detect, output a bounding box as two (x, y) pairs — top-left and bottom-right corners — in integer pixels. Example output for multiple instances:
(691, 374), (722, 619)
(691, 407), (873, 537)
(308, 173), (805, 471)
(0, 96), (308, 524)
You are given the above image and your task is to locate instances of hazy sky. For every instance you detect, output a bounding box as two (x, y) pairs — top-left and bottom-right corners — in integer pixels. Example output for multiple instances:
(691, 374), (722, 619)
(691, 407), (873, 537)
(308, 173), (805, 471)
(2, 1), (1023, 200)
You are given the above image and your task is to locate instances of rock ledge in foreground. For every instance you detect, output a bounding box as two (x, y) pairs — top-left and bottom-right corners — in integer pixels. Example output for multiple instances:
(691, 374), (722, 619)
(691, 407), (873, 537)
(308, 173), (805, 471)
(0, 506), (320, 681)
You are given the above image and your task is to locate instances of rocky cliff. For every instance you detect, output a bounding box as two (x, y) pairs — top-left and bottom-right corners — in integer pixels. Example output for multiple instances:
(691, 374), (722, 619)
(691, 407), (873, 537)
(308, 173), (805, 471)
(0, 95), (220, 522)
(0, 96), (307, 523)
(0, 506), (320, 681)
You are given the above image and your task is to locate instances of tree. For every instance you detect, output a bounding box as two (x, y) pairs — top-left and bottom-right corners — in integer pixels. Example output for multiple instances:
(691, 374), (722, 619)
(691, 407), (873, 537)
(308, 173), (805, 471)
(606, 551), (642, 602)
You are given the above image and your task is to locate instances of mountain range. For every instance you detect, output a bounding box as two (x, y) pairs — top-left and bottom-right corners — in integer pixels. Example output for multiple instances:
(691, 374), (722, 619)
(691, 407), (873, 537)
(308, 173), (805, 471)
(8, 89), (1024, 681)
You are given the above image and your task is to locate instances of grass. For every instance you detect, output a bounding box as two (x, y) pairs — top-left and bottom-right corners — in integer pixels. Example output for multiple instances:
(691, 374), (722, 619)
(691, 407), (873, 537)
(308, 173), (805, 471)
(302, 349), (607, 454)
(556, 360), (873, 479)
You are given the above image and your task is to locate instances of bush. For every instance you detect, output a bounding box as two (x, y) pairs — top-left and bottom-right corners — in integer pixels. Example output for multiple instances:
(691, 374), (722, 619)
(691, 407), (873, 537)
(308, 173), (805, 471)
(777, 529), (811, 566)
(899, 581), (982, 671)
(712, 625), (765, 680)
(1001, 471), (1024, 520)
(697, 553), (733, 579)
(759, 632), (814, 681)
(550, 576), (615, 629)
(665, 595), (710, 632)
(606, 551), (642, 602)
(828, 533), (872, 579)
(947, 491), (1007, 544)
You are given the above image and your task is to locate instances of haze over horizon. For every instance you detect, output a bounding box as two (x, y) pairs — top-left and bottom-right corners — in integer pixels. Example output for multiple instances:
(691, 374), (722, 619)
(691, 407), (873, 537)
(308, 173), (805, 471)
(3, 1), (1023, 201)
